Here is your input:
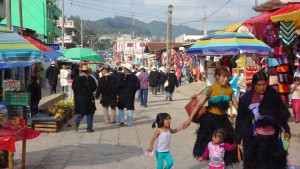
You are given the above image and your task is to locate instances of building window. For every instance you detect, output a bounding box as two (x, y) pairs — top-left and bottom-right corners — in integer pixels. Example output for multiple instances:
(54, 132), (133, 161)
(127, 43), (133, 47)
(140, 43), (145, 47)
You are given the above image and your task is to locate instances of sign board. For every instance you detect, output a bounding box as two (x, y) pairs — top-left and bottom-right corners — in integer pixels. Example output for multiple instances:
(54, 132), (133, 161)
(47, 44), (60, 50)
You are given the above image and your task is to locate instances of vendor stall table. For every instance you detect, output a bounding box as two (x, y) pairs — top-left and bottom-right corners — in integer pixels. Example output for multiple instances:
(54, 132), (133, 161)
(0, 126), (41, 169)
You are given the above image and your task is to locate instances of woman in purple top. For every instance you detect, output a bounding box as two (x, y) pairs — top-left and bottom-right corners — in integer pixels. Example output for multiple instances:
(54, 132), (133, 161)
(138, 67), (150, 107)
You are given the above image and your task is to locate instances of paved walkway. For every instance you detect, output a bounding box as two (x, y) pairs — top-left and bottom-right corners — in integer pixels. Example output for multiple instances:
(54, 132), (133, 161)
(11, 82), (300, 169)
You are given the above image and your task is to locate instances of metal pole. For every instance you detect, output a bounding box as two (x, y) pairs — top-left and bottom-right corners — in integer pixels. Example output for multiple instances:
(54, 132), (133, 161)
(6, 0), (11, 29)
(203, 7), (207, 36)
(166, 11), (169, 65)
(81, 19), (83, 47)
(169, 12), (172, 63)
(62, 0), (65, 49)
(19, 0), (23, 35)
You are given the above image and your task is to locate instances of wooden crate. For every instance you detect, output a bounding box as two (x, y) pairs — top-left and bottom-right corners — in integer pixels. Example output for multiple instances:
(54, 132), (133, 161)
(32, 121), (61, 133)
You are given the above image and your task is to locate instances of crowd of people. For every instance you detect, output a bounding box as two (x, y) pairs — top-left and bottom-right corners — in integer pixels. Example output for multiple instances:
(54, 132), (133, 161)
(32, 62), (295, 169)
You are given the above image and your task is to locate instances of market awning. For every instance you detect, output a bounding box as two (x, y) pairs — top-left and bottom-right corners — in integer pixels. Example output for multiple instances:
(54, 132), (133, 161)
(23, 36), (53, 52)
(221, 22), (244, 32)
(271, 10), (300, 28)
(0, 27), (43, 69)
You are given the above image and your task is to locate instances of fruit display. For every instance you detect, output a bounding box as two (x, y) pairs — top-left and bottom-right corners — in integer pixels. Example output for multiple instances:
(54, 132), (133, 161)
(45, 99), (74, 119)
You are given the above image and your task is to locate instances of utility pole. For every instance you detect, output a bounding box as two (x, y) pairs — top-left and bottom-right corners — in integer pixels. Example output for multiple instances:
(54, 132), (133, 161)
(131, 0), (135, 61)
(62, 0), (65, 49)
(255, 0), (258, 7)
(19, 0), (23, 35)
(203, 7), (207, 36)
(81, 19), (83, 48)
(6, 0), (11, 29)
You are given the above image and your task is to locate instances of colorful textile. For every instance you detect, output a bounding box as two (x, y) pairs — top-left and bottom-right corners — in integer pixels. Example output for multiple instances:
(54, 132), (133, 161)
(263, 23), (279, 46)
(279, 21), (296, 46)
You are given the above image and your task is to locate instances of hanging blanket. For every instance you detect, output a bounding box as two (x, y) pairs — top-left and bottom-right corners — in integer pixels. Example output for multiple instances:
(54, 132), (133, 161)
(279, 21), (296, 46)
(263, 23), (279, 46)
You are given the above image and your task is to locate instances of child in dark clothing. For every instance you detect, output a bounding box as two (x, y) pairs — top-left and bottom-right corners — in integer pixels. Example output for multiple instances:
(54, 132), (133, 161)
(28, 76), (42, 117)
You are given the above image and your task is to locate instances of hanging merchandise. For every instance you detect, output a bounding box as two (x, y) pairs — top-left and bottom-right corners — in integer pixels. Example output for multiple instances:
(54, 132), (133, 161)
(263, 22), (279, 46)
(246, 66), (257, 84)
(278, 83), (289, 93)
(277, 65), (289, 73)
(269, 75), (279, 85)
(268, 58), (280, 67)
(279, 21), (296, 46)
(278, 55), (289, 65)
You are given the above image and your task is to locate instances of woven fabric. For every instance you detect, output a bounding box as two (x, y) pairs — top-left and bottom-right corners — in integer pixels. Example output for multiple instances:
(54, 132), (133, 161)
(279, 21), (296, 46)
(263, 23), (279, 46)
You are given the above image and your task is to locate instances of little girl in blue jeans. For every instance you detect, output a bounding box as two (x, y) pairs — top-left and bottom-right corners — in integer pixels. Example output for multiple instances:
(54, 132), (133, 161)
(146, 113), (183, 169)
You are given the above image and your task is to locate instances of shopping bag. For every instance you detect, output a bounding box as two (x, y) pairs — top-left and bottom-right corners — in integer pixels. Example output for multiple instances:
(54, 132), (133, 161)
(164, 81), (169, 87)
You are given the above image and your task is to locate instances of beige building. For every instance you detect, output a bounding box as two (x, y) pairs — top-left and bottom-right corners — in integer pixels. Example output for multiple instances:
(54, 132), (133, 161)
(175, 34), (203, 43)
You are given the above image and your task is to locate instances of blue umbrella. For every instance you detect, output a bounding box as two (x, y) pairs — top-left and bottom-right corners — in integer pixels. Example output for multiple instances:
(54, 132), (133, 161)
(44, 50), (64, 62)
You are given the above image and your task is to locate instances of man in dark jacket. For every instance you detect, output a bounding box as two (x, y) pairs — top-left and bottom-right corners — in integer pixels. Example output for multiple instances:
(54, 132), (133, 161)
(96, 65), (118, 124)
(46, 61), (60, 94)
(28, 76), (41, 117)
(165, 67), (179, 101)
(149, 66), (160, 95)
(72, 65), (97, 133)
(117, 63), (140, 127)
(157, 68), (167, 94)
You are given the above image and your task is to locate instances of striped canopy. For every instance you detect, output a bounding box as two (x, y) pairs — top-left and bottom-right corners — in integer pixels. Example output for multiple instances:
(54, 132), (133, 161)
(186, 32), (271, 56)
(0, 27), (43, 69)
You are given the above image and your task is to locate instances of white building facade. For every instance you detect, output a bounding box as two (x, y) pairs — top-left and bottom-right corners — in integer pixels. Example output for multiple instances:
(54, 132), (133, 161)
(175, 34), (203, 43)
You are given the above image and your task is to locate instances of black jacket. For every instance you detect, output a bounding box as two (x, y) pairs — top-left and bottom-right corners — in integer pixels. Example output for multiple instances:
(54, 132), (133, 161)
(72, 75), (97, 114)
(96, 74), (118, 107)
(28, 82), (41, 102)
(117, 73), (140, 110)
(158, 71), (167, 85)
(165, 72), (178, 93)
(150, 70), (160, 86)
(46, 65), (60, 85)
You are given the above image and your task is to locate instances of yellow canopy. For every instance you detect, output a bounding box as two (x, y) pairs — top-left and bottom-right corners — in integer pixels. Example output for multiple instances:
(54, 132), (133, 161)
(271, 10), (300, 28)
(221, 22), (244, 32)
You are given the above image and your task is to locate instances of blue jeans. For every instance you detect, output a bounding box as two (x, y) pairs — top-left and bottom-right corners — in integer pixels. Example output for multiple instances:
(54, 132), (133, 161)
(139, 88), (148, 106)
(61, 86), (68, 93)
(177, 77), (181, 86)
(165, 91), (173, 101)
(119, 109), (133, 126)
(156, 151), (174, 169)
(75, 113), (94, 131)
(135, 90), (140, 102)
(152, 86), (157, 94)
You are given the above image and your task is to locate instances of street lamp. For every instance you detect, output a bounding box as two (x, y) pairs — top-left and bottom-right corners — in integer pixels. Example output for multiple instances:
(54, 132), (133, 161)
(167, 4), (173, 67)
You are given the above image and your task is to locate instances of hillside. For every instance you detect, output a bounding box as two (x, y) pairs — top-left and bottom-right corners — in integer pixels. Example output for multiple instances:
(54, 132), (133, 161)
(80, 16), (205, 38)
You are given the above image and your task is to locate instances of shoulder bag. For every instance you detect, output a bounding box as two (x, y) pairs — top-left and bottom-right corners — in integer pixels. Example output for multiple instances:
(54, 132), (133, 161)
(184, 87), (212, 123)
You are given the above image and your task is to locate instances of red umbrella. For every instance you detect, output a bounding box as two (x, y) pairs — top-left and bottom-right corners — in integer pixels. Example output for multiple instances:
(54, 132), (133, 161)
(23, 36), (53, 52)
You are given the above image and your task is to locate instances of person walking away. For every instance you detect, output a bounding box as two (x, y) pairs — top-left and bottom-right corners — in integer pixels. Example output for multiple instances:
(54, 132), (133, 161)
(28, 76), (41, 117)
(135, 67), (142, 102)
(59, 65), (70, 93)
(198, 129), (236, 169)
(234, 71), (291, 169)
(290, 77), (300, 123)
(146, 113), (183, 169)
(72, 65), (97, 132)
(158, 68), (167, 94)
(46, 61), (60, 94)
(176, 67), (182, 86)
(150, 66), (159, 95)
(117, 63), (140, 127)
(138, 67), (150, 107)
(165, 67), (178, 101)
(182, 66), (239, 167)
(96, 65), (118, 124)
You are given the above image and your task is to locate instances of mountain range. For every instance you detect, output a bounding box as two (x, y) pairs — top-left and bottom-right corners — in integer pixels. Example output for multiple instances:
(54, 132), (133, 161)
(70, 16), (217, 39)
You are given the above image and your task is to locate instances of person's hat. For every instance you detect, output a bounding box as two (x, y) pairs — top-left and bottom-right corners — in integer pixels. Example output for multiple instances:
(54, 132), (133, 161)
(158, 67), (165, 71)
(121, 63), (133, 72)
(79, 65), (92, 73)
(151, 66), (156, 70)
(169, 67), (174, 71)
(50, 61), (56, 65)
(100, 64), (110, 71)
(140, 66), (146, 72)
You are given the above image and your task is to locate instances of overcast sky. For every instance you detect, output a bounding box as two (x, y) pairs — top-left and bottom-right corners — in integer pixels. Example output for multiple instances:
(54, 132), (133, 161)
(64, 0), (266, 31)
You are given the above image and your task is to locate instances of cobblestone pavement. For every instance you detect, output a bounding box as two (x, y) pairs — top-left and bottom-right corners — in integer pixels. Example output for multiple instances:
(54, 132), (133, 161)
(12, 82), (300, 169)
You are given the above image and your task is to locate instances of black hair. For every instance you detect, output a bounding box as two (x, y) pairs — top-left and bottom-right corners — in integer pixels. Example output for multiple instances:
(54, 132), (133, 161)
(118, 67), (123, 71)
(152, 113), (171, 128)
(294, 77), (300, 82)
(31, 76), (38, 82)
(252, 70), (268, 86)
(212, 128), (227, 142)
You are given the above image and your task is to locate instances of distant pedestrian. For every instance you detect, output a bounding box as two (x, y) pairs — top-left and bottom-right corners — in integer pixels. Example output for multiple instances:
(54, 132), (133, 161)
(117, 63), (140, 127)
(72, 65), (97, 133)
(146, 113), (183, 169)
(165, 67), (179, 101)
(150, 66), (159, 95)
(59, 65), (70, 93)
(290, 77), (300, 123)
(46, 61), (60, 94)
(157, 67), (167, 94)
(138, 67), (150, 107)
(96, 65), (118, 124)
(28, 76), (41, 117)
(176, 67), (182, 86)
